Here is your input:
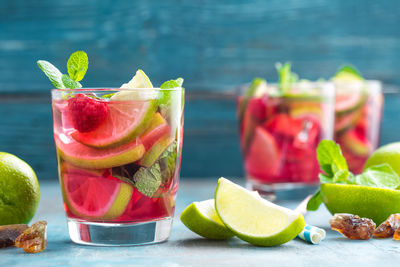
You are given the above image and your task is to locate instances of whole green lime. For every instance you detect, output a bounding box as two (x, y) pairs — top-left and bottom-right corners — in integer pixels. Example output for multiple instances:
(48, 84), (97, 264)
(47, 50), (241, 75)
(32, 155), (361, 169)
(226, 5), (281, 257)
(364, 142), (400, 176)
(0, 152), (40, 225)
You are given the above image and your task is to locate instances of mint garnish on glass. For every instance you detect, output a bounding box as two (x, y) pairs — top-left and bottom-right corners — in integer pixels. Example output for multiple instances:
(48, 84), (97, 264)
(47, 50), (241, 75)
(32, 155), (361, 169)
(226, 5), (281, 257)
(275, 62), (299, 94)
(307, 140), (400, 211)
(37, 51), (88, 89)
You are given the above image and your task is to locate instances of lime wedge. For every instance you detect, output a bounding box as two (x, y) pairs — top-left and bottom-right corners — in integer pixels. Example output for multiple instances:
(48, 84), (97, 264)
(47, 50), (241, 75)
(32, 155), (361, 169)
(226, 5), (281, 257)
(215, 178), (305, 246)
(120, 69), (153, 88)
(180, 199), (235, 240)
(112, 69), (158, 100)
(332, 65), (364, 82)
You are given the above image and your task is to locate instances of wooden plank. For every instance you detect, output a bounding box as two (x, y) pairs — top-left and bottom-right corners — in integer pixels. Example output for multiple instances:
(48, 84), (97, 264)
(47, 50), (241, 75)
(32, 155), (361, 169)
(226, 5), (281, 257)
(0, 92), (398, 180)
(0, 0), (399, 93)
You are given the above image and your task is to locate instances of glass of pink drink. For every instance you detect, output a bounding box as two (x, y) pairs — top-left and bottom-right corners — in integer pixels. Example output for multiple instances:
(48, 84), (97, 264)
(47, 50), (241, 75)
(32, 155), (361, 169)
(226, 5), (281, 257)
(52, 88), (184, 246)
(237, 81), (335, 197)
(334, 80), (383, 174)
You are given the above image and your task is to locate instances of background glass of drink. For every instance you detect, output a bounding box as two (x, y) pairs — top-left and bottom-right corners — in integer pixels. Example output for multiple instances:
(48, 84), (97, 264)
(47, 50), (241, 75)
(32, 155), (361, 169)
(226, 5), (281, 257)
(52, 88), (184, 246)
(334, 80), (383, 174)
(237, 82), (335, 198)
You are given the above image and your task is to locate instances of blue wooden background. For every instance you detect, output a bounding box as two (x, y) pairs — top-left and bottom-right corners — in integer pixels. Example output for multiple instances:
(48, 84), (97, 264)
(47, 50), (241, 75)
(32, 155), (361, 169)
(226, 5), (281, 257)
(0, 0), (399, 180)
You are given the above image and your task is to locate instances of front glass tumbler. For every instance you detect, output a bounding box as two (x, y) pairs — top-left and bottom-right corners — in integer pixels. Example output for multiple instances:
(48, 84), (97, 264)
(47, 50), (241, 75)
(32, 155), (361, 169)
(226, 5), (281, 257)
(51, 88), (184, 246)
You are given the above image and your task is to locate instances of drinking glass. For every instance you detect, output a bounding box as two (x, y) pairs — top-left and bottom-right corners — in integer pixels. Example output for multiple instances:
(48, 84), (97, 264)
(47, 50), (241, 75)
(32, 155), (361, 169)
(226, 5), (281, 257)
(52, 88), (184, 246)
(237, 82), (335, 198)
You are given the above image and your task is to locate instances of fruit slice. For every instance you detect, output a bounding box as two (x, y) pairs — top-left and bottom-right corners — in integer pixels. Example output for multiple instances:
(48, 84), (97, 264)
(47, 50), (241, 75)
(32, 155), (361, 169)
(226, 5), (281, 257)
(332, 65), (364, 82)
(140, 112), (170, 150)
(245, 127), (280, 178)
(334, 109), (362, 134)
(363, 142), (400, 177)
(139, 135), (174, 167)
(71, 99), (157, 148)
(71, 69), (158, 148)
(120, 69), (153, 89)
(333, 65), (367, 116)
(215, 178), (305, 246)
(321, 183), (400, 225)
(55, 134), (145, 169)
(61, 164), (133, 220)
(238, 78), (268, 122)
(341, 129), (370, 156)
(180, 199), (234, 240)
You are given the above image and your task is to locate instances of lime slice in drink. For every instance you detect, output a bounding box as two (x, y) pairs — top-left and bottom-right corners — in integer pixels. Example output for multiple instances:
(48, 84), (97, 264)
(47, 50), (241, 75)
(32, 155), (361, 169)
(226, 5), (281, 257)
(55, 134), (145, 169)
(71, 70), (158, 148)
(321, 183), (400, 225)
(332, 65), (363, 82)
(120, 69), (153, 89)
(215, 178), (305, 246)
(61, 163), (132, 220)
(180, 199), (235, 240)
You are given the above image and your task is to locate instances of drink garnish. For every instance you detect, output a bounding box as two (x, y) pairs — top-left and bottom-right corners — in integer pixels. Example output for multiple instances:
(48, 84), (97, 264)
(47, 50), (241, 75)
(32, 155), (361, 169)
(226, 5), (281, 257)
(275, 61), (299, 93)
(307, 140), (400, 211)
(37, 50), (88, 89)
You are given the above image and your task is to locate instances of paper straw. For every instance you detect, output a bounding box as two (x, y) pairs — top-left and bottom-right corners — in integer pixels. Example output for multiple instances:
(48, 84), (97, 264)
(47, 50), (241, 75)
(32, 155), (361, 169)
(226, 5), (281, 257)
(297, 224), (326, 244)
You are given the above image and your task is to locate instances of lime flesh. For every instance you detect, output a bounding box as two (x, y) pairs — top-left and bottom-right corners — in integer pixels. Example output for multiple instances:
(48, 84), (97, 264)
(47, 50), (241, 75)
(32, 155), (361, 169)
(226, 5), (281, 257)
(215, 178), (305, 246)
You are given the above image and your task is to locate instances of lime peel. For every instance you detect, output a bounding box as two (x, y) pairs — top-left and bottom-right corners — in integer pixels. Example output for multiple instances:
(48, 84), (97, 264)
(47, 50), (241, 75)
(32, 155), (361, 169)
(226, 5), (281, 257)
(214, 178), (305, 246)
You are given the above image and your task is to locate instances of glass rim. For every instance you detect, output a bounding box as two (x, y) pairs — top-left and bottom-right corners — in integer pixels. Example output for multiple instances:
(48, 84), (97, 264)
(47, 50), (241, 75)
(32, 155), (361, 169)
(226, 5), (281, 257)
(51, 87), (184, 93)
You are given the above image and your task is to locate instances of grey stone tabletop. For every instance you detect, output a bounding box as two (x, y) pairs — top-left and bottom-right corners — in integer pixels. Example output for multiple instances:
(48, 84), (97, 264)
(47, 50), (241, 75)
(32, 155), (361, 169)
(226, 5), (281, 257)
(1, 179), (398, 267)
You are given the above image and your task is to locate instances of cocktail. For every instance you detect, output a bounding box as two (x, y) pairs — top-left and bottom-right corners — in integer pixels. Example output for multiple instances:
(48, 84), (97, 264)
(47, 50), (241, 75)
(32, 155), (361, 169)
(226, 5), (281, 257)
(332, 66), (383, 174)
(40, 52), (184, 245)
(237, 63), (335, 196)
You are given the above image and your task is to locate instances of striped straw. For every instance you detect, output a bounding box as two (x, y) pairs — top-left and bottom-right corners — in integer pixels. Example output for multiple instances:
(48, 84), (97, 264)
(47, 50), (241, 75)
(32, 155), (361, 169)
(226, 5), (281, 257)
(297, 224), (326, 244)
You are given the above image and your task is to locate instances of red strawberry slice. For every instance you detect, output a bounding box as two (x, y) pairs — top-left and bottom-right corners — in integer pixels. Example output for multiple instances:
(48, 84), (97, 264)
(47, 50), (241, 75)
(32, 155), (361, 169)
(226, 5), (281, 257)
(244, 127), (280, 179)
(68, 94), (108, 133)
(264, 114), (303, 137)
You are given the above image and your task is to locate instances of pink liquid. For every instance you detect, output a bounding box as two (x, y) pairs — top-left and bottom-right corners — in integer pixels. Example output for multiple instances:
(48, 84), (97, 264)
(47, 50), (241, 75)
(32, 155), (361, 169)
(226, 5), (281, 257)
(334, 89), (383, 174)
(52, 94), (183, 223)
(238, 95), (331, 184)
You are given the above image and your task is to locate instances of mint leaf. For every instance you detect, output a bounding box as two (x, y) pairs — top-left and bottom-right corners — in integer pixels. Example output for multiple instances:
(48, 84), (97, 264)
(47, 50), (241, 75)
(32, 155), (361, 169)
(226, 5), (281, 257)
(67, 51), (88, 82)
(133, 164), (162, 197)
(317, 140), (348, 179)
(159, 142), (177, 183)
(307, 189), (323, 211)
(355, 163), (400, 189)
(275, 62), (298, 93)
(111, 163), (140, 185)
(62, 74), (82, 89)
(37, 60), (65, 89)
(332, 169), (350, 184)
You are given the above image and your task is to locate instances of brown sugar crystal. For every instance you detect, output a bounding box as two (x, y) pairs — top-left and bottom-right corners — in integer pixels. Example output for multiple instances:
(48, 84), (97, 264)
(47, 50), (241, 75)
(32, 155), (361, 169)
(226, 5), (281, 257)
(329, 213), (376, 240)
(14, 221), (47, 253)
(374, 214), (400, 238)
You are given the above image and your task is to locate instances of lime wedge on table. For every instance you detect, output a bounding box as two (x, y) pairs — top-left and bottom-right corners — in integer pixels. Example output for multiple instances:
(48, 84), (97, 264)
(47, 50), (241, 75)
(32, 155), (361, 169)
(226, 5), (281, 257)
(180, 191), (261, 240)
(215, 178), (305, 246)
(180, 199), (235, 240)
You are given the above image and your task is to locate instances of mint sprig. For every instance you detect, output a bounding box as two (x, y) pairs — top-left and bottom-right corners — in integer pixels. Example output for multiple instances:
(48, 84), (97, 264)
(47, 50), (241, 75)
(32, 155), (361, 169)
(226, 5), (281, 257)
(307, 140), (400, 211)
(37, 51), (88, 89)
(37, 60), (65, 89)
(67, 51), (88, 82)
(275, 62), (298, 93)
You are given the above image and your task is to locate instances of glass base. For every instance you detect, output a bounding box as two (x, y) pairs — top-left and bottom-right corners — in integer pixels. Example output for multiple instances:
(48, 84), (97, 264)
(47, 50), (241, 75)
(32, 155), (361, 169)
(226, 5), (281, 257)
(247, 179), (319, 201)
(67, 217), (173, 246)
